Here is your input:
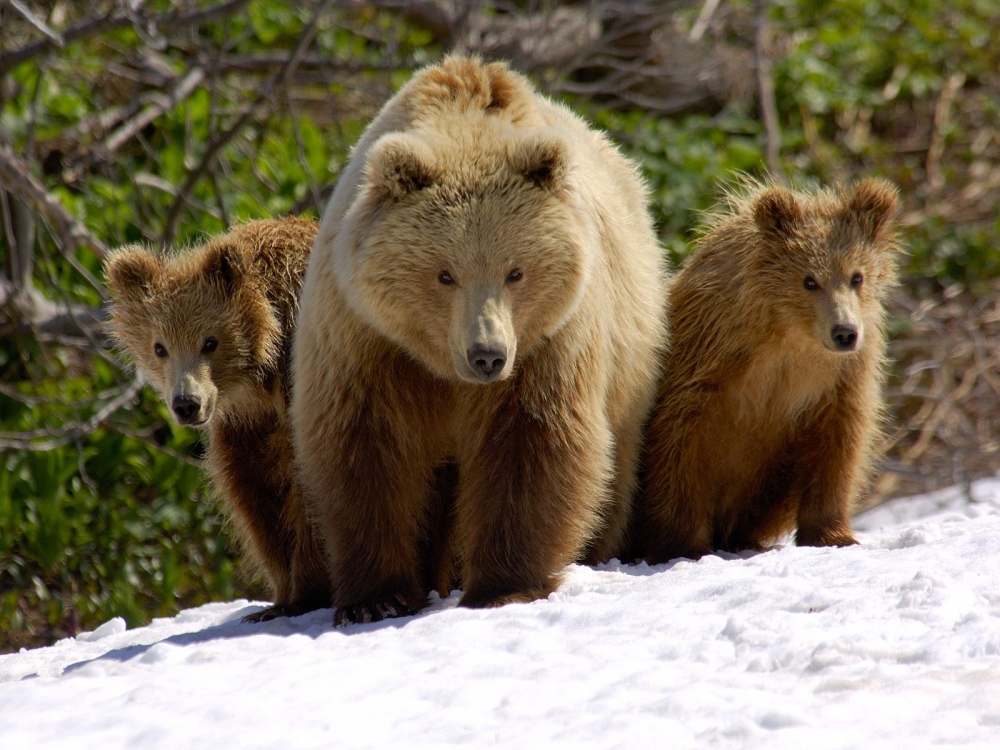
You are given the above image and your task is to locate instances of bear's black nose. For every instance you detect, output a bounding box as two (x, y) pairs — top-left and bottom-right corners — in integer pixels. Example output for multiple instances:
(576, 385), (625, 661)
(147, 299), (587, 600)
(467, 347), (507, 381)
(831, 324), (858, 351)
(172, 395), (202, 424)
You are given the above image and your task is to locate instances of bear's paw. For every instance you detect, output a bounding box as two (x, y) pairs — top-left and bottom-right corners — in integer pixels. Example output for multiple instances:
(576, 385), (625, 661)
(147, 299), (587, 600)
(795, 526), (859, 548)
(334, 592), (428, 627)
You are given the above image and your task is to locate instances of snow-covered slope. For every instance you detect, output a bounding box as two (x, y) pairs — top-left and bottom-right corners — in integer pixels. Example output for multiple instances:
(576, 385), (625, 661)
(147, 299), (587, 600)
(4, 479), (1000, 749)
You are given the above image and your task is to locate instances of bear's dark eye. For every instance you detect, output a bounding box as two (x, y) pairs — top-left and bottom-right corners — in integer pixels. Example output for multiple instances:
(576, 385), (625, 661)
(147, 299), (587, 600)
(154, 343), (168, 358)
(202, 337), (218, 354)
(850, 273), (864, 288)
(506, 268), (523, 283)
(438, 271), (455, 286)
(803, 276), (819, 291)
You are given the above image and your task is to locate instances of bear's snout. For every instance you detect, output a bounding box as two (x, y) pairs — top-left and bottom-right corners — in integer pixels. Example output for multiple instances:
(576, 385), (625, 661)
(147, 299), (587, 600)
(172, 395), (203, 424)
(467, 346), (507, 382)
(830, 324), (859, 352)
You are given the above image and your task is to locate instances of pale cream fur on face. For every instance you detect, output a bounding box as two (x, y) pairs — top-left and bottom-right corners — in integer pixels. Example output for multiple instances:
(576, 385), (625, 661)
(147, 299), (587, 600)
(344, 123), (592, 384)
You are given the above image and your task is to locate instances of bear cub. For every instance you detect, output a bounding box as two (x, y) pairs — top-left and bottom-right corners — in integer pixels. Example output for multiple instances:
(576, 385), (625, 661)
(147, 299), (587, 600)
(634, 179), (900, 563)
(105, 218), (330, 621)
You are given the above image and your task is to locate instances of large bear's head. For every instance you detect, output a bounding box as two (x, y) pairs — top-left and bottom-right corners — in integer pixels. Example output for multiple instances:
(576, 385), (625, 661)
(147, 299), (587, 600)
(337, 124), (594, 384)
(105, 234), (283, 426)
(748, 178), (900, 355)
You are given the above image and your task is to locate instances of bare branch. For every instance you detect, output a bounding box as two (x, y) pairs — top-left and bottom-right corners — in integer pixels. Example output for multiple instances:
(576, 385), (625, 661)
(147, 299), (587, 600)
(0, 281), (106, 340)
(103, 67), (206, 155)
(754, 0), (787, 185)
(0, 143), (108, 258)
(0, 0), (252, 75)
(690, 0), (723, 42)
(4, 0), (64, 48)
(160, 0), (336, 244)
(926, 72), (966, 193)
(0, 376), (145, 452)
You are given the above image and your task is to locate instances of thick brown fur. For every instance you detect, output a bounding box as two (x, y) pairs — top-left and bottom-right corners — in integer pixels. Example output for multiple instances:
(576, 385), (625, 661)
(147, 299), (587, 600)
(104, 218), (331, 621)
(292, 56), (669, 625)
(633, 178), (901, 563)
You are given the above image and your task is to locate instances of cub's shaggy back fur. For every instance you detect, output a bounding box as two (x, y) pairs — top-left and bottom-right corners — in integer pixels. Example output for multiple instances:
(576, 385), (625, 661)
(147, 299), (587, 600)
(105, 218), (330, 620)
(634, 179), (900, 563)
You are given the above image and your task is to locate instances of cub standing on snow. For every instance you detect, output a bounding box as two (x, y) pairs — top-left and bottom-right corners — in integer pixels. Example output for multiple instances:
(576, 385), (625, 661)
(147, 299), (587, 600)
(105, 218), (330, 621)
(291, 55), (669, 625)
(634, 179), (900, 563)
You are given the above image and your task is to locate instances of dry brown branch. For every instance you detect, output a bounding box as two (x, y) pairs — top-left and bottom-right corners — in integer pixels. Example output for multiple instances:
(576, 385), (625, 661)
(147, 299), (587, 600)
(753, 0), (787, 185)
(0, 376), (145, 452)
(389, 0), (755, 116)
(5, 0), (64, 48)
(926, 71), (966, 192)
(160, 0), (335, 244)
(103, 67), (206, 155)
(869, 282), (1000, 506)
(690, 0), (724, 41)
(0, 0), (252, 75)
(0, 142), (108, 258)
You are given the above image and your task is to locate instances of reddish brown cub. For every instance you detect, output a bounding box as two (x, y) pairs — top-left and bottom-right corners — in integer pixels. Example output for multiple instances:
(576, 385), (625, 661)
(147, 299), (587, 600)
(105, 218), (330, 621)
(634, 179), (900, 563)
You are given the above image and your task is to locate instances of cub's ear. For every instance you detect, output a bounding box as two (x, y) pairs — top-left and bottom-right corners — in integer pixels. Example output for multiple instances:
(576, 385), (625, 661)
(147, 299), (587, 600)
(104, 246), (162, 301)
(752, 187), (802, 240)
(365, 133), (437, 201)
(509, 131), (569, 193)
(202, 241), (244, 296)
(845, 178), (899, 240)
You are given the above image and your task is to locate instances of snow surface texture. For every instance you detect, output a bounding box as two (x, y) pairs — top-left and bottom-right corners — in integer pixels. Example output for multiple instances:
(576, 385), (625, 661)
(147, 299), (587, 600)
(4, 480), (1000, 749)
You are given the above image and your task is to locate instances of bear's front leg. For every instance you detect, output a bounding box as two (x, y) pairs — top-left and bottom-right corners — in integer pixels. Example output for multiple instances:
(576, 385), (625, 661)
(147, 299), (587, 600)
(632, 389), (715, 564)
(456, 383), (613, 609)
(209, 417), (296, 618)
(294, 355), (451, 626)
(794, 386), (869, 548)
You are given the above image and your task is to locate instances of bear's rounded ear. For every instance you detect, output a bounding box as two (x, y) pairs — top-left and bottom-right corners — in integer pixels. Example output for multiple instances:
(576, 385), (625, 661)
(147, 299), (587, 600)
(203, 242), (244, 296)
(365, 134), (437, 201)
(752, 187), (802, 240)
(510, 131), (568, 193)
(845, 178), (899, 240)
(484, 61), (517, 111)
(104, 246), (162, 301)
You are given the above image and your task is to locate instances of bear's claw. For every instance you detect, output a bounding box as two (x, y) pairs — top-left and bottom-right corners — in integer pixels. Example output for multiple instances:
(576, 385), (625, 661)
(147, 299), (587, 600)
(334, 593), (422, 626)
(242, 602), (314, 623)
(796, 527), (859, 548)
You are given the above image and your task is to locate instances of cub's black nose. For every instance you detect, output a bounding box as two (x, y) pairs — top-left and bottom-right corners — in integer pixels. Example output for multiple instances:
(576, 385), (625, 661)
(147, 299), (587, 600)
(831, 324), (858, 351)
(467, 347), (507, 381)
(172, 395), (202, 423)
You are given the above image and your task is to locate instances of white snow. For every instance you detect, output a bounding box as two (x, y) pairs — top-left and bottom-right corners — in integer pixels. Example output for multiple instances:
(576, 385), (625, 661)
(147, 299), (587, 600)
(4, 479), (1000, 749)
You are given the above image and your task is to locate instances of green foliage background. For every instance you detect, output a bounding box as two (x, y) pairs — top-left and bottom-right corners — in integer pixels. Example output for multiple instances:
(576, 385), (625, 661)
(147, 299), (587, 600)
(1, 0), (998, 651)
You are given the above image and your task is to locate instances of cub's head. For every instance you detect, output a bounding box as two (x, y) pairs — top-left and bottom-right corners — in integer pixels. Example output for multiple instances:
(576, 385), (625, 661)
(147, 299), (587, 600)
(339, 125), (593, 384)
(105, 238), (282, 426)
(749, 178), (900, 354)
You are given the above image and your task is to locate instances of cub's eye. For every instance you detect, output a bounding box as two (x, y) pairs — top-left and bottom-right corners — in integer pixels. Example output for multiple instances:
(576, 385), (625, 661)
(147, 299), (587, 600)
(438, 271), (455, 286)
(850, 273), (864, 288)
(202, 337), (218, 354)
(803, 276), (819, 291)
(154, 343), (168, 358)
(506, 268), (523, 283)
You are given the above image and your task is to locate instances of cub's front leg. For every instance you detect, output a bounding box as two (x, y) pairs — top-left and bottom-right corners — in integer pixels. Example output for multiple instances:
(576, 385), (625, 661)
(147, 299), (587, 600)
(794, 387), (869, 548)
